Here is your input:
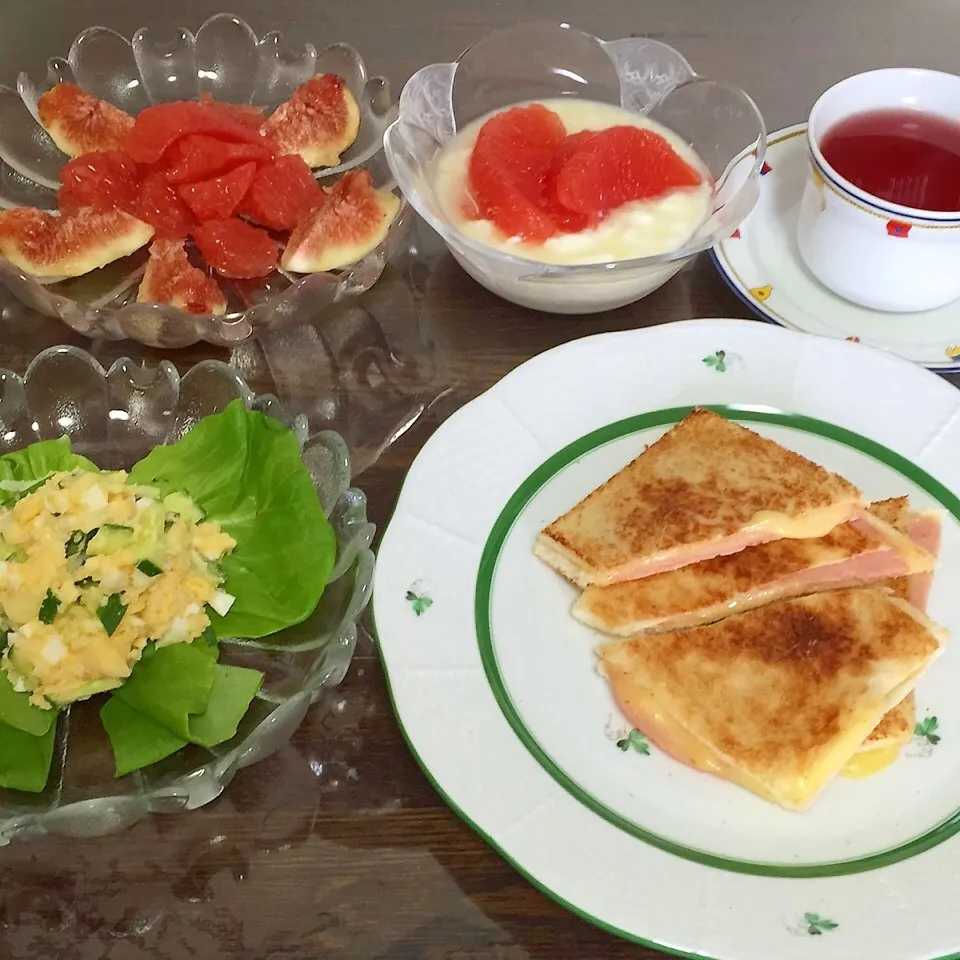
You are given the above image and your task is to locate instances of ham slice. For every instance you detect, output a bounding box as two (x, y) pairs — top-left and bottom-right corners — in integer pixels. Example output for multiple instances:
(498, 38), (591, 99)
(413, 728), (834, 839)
(574, 499), (936, 636)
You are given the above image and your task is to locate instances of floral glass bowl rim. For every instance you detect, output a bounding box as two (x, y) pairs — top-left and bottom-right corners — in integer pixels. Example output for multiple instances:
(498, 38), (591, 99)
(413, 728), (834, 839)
(0, 13), (408, 348)
(0, 344), (375, 841)
(385, 21), (767, 278)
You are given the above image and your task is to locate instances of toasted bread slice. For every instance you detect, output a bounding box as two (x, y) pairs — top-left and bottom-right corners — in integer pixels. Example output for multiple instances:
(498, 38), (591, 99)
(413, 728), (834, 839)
(597, 588), (946, 811)
(536, 409), (864, 588)
(574, 499), (935, 637)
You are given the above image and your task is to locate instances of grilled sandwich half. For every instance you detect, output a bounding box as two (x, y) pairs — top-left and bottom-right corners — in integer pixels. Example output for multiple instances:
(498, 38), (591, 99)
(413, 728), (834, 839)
(596, 588), (946, 811)
(535, 409), (864, 588)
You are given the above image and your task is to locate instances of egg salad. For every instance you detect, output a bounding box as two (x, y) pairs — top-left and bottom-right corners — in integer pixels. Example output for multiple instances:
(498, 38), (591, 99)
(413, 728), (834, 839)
(0, 468), (236, 708)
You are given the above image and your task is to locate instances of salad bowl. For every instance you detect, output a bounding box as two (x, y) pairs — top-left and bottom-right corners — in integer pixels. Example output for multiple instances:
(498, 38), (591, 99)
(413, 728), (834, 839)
(385, 21), (766, 314)
(0, 345), (374, 842)
(0, 13), (410, 349)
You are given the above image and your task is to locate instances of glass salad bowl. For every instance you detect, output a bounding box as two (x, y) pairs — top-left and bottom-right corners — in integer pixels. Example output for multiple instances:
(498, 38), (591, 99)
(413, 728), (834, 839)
(0, 13), (411, 349)
(384, 21), (766, 314)
(0, 345), (374, 842)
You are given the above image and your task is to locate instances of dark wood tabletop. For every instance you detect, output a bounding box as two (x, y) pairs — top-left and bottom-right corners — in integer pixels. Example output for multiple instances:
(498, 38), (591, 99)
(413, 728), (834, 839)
(2, 2), (960, 958)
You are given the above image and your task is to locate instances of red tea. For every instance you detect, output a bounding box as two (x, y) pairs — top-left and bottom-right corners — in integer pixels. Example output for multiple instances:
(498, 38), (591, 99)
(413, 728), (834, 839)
(820, 107), (960, 212)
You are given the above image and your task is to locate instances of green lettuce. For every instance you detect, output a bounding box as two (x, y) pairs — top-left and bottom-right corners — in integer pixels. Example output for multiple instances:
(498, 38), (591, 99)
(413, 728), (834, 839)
(101, 638), (264, 776)
(0, 404), (328, 790)
(0, 437), (97, 505)
(128, 399), (336, 638)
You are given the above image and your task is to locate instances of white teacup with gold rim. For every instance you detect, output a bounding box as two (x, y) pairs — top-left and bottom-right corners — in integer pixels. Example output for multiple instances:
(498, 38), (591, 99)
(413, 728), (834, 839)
(797, 68), (960, 313)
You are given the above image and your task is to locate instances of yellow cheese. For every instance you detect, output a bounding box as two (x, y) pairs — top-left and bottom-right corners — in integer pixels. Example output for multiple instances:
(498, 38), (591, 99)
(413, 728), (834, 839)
(748, 502), (861, 541)
(839, 746), (901, 779)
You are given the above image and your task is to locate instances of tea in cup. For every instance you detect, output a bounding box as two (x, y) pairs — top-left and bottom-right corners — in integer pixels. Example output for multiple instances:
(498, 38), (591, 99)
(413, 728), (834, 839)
(797, 68), (960, 313)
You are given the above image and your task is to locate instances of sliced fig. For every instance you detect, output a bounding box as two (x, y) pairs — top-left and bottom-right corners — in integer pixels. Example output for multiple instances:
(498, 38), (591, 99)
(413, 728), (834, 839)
(261, 73), (360, 168)
(238, 155), (324, 231)
(0, 207), (154, 278)
(198, 92), (266, 131)
(281, 169), (399, 273)
(37, 83), (135, 159)
(125, 101), (264, 165)
(163, 134), (272, 185)
(193, 219), (280, 279)
(178, 162), (257, 222)
(137, 238), (226, 315)
(58, 150), (141, 216)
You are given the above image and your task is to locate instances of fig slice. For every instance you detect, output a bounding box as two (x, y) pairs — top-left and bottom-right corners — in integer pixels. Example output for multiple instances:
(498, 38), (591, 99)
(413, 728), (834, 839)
(137, 238), (226, 315)
(281, 169), (399, 273)
(0, 207), (154, 278)
(37, 83), (135, 158)
(261, 73), (360, 168)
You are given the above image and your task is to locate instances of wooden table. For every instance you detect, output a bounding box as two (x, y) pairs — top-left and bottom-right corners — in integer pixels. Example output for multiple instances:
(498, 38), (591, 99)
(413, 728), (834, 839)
(3, 2), (959, 958)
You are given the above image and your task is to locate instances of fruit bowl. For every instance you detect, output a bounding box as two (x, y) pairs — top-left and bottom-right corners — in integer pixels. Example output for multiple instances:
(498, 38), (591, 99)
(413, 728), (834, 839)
(0, 13), (410, 349)
(384, 21), (766, 314)
(0, 345), (374, 842)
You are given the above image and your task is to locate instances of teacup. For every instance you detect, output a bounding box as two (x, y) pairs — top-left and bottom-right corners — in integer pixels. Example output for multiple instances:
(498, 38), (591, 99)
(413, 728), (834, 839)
(797, 68), (960, 313)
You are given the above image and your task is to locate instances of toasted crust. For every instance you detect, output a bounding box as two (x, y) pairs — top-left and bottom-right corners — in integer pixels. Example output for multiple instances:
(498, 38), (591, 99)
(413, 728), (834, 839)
(538, 409), (864, 587)
(862, 691), (915, 749)
(574, 499), (935, 637)
(597, 588), (945, 810)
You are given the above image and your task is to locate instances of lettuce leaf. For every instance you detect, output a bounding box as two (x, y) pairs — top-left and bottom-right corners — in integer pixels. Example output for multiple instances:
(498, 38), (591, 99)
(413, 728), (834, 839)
(0, 669), (55, 736)
(0, 721), (56, 792)
(0, 671), (58, 792)
(0, 437), (97, 506)
(102, 639), (264, 775)
(100, 698), (187, 776)
(128, 400), (336, 638)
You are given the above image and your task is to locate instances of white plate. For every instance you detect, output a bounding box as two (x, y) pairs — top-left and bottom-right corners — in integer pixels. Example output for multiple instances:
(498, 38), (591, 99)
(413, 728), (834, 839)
(711, 124), (960, 373)
(373, 319), (960, 960)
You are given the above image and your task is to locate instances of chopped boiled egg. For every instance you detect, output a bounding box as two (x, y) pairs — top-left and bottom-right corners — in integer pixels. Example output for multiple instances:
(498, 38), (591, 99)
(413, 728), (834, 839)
(0, 468), (236, 707)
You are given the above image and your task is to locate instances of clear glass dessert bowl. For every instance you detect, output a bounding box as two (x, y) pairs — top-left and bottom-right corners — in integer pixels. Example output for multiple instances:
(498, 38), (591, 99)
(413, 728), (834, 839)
(384, 21), (766, 314)
(0, 346), (374, 842)
(0, 13), (410, 349)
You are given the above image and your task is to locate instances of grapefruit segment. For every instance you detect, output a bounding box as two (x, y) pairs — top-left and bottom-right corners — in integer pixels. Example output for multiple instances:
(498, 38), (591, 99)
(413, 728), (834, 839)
(136, 174), (197, 240)
(163, 135), (272, 185)
(137, 238), (227, 315)
(37, 83), (135, 158)
(125, 101), (264, 165)
(193, 219), (280, 279)
(238, 155), (325, 231)
(281, 169), (398, 273)
(58, 150), (141, 216)
(468, 104), (567, 243)
(261, 73), (360, 168)
(554, 125), (704, 217)
(0, 207), (154, 278)
(178, 162), (257, 222)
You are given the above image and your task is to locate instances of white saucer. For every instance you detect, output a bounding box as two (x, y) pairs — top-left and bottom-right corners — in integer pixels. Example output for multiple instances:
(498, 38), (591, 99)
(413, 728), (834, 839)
(711, 123), (960, 373)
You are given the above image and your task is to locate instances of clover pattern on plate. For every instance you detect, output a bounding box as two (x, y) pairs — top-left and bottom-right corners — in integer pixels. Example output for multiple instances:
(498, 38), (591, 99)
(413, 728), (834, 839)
(406, 585), (433, 617)
(604, 716), (651, 756)
(701, 349), (743, 373)
(907, 714), (942, 759)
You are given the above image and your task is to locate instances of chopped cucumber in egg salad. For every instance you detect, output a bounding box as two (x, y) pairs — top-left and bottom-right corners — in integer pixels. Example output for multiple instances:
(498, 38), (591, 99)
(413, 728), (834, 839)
(0, 400), (336, 792)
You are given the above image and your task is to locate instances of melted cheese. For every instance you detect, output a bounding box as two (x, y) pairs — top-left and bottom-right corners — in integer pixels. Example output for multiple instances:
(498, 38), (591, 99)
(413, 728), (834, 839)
(602, 661), (910, 809)
(839, 747), (901, 779)
(748, 502), (861, 541)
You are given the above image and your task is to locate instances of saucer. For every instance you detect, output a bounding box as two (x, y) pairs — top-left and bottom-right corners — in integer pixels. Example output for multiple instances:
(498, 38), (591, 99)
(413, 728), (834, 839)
(711, 123), (960, 373)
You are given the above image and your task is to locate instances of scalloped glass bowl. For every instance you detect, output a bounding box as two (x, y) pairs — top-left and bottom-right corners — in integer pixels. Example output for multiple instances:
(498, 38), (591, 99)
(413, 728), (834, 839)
(385, 21), (767, 314)
(0, 346), (374, 842)
(0, 13), (410, 349)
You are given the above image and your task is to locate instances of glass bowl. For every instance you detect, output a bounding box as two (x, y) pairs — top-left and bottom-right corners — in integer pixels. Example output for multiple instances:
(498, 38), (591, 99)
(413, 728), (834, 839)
(0, 13), (411, 349)
(384, 21), (766, 314)
(0, 345), (375, 842)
